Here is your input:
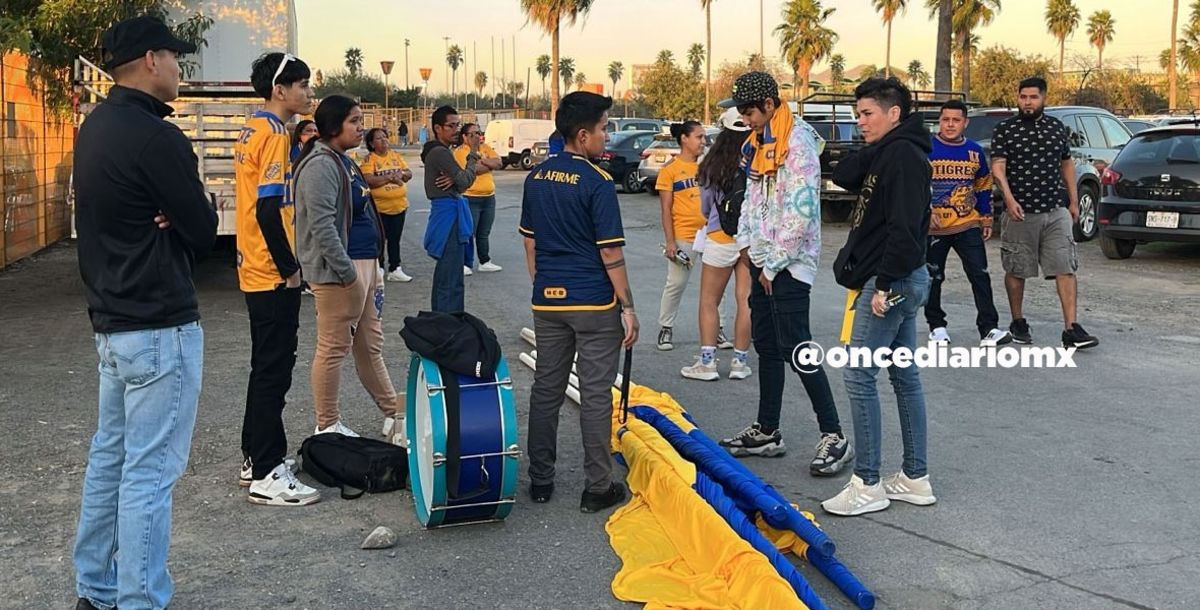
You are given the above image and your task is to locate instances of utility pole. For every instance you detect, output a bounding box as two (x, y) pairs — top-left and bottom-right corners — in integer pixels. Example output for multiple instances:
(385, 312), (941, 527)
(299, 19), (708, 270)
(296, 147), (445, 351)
(501, 38), (507, 108)
(759, 0), (764, 58)
(491, 37), (496, 107)
(443, 36), (450, 94)
(404, 39), (410, 91)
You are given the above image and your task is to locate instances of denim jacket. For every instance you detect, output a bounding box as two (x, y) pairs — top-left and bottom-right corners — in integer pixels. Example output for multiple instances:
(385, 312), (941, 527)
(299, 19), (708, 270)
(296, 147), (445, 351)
(736, 119), (825, 284)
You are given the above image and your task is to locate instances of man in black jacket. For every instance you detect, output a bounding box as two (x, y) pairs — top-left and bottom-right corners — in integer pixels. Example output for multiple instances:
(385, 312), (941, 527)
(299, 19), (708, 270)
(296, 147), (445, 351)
(71, 16), (216, 610)
(823, 77), (937, 517)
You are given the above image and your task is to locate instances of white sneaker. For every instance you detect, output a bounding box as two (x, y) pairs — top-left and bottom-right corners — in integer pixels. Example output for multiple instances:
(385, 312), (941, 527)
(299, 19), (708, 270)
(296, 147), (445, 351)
(716, 329), (734, 350)
(248, 462), (321, 506)
(681, 358), (719, 381)
(928, 327), (951, 344)
(729, 359), (752, 380)
(463, 266), (473, 276)
(239, 456), (297, 488)
(821, 475), (890, 516)
(314, 421), (360, 437)
(980, 328), (1013, 347)
(382, 416), (408, 448)
(477, 261), (503, 273)
(386, 267), (413, 283)
(882, 472), (938, 505)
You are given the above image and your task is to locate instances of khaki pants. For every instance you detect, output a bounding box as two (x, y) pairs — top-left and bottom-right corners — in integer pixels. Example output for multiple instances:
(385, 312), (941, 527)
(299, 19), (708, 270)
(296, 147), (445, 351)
(310, 260), (400, 429)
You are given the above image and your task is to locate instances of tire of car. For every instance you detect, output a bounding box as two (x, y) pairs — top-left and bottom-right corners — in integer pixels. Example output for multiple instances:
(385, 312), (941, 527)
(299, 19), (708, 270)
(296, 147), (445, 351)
(1099, 231), (1136, 259)
(623, 170), (645, 194)
(1073, 182), (1099, 242)
(520, 152), (535, 170)
(821, 200), (852, 223)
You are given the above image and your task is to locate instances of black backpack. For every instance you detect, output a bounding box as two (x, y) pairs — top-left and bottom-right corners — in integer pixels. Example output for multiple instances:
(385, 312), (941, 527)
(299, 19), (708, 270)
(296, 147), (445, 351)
(298, 433), (408, 500)
(716, 185), (746, 236)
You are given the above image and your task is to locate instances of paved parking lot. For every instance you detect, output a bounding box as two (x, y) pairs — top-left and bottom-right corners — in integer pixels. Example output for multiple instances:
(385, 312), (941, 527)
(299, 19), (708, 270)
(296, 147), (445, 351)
(2, 168), (1198, 609)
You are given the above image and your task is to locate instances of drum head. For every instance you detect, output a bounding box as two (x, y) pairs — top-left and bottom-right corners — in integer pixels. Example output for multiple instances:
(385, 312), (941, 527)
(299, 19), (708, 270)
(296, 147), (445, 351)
(406, 354), (446, 527)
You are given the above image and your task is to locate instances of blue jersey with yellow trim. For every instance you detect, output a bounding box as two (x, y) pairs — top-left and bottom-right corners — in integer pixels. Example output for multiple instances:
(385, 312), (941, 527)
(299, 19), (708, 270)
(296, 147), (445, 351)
(519, 153), (624, 310)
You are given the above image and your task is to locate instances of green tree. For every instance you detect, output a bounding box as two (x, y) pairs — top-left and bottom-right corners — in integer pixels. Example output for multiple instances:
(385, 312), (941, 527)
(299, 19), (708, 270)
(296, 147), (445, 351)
(1170, 0), (1180, 108)
(1, 1), (212, 111)
(345, 47), (364, 76)
(1046, 0), (1081, 75)
(829, 53), (846, 92)
(520, 0), (595, 116)
(558, 56), (576, 91)
(1087, 10), (1116, 71)
(907, 59), (931, 87)
(1179, 17), (1200, 106)
(657, 50), (675, 64)
(687, 43), (705, 78)
(574, 72), (587, 90)
(608, 61), (624, 98)
(775, 0), (838, 100)
(858, 64), (882, 81)
(872, 0), (908, 78)
(700, 0), (716, 123)
(317, 69), (389, 104)
(507, 81), (526, 101)
(446, 44), (463, 94)
(536, 54), (552, 98)
(636, 54), (703, 119)
(925, 0), (1000, 97)
(970, 45), (1054, 106)
(475, 71), (488, 98)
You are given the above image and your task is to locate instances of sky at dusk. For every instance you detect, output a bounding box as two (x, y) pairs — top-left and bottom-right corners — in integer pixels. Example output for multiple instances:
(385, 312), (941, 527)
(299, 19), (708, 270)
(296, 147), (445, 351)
(294, 0), (1174, 94)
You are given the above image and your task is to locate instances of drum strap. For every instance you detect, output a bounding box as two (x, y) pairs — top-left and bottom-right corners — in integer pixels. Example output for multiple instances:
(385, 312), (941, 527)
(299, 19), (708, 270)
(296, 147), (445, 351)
(617, 347), (633, 424)
(441, 367), (492, 501)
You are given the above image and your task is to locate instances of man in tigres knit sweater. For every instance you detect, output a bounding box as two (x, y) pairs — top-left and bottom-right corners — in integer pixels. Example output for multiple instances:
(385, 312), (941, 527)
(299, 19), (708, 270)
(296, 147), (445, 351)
(926, 100), (1012, 347)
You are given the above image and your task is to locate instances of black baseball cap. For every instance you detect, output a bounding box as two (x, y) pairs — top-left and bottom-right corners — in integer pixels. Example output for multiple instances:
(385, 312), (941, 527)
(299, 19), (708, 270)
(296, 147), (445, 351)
(717, 71), (780, 109)
(101, 16), (197, 71)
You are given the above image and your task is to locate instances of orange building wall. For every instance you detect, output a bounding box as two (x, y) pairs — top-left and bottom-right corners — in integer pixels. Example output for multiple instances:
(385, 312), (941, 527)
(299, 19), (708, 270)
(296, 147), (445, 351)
(1, 52), (74, 269)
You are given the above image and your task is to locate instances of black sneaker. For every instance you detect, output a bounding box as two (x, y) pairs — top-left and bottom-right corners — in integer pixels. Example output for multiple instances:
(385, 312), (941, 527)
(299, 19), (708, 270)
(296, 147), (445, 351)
(1062, 323), (1099, 349)
(716, 328), (734, 350)
(76, 599), (113, 610)
(580, 482), (627, 513)
(718, 422), (786, 457)
(1009, 318), (1033, 344)
(657, 327), (674, 351)
(529, 482), (554, 503)
(810, 432), (854, 476)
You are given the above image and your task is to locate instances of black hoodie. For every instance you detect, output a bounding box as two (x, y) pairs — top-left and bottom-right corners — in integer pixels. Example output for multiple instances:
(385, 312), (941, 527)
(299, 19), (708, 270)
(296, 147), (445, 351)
(831, 113), (932, 291)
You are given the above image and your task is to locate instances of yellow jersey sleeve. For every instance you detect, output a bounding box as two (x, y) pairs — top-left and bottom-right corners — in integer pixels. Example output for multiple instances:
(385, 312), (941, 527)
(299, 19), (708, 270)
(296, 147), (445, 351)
(254, 131), (291, 201)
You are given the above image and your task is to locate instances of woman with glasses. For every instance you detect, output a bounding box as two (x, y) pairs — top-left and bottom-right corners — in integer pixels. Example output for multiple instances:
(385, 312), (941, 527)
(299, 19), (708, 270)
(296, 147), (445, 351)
(454, 123), (504, 274)
(361, 127), (414, 282)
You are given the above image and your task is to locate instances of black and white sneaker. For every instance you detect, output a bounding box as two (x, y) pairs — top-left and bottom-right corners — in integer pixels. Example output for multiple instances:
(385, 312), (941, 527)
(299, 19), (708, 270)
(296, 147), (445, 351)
(657, 327), (674, 351)
(1062, 323), (1099, 349)
(716, 328), (734, 350)
(238, 456), (297, 487)
(810, 432), (854, 476)
(718, 423), (786, 457)
(1009, 318), (1033, 344)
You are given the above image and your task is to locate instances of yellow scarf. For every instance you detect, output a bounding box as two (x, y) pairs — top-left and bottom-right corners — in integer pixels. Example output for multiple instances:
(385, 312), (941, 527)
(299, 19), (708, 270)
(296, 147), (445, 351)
(742, 107), (794, 181)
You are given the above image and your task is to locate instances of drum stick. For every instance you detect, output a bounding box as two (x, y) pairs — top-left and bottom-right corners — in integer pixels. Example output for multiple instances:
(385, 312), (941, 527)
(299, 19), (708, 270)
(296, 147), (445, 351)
(520, 327), (537, 348)
(519, 351), (583, 405)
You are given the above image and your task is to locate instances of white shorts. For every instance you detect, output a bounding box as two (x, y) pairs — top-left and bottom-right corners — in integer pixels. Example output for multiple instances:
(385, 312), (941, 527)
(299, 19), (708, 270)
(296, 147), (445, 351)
(702, 238), (741, 269)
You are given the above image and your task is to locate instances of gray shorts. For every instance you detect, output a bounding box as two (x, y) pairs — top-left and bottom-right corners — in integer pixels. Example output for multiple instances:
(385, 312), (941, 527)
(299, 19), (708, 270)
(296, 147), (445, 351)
(1000, 207), (1078, 279)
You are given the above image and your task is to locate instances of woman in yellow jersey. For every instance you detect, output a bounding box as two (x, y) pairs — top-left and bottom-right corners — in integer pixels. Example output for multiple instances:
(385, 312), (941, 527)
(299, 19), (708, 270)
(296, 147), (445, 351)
(361, 128), (414, 282)
(654, 120), (727, 352)
(454, 123), (504, 274)
(681, 119), (754, 382)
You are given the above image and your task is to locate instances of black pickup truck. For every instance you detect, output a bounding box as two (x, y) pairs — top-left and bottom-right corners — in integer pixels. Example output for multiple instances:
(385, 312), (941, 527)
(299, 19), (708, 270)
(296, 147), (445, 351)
(802, 90), (970, 222)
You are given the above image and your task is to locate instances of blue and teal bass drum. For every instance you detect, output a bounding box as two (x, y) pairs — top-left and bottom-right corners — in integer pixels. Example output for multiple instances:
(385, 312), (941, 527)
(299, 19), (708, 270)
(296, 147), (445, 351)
(406, 352), (520, 528)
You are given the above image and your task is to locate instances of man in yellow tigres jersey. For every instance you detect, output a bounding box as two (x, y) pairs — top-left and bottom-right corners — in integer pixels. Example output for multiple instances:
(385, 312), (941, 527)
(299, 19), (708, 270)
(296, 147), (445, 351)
(233, 52), (319, 506)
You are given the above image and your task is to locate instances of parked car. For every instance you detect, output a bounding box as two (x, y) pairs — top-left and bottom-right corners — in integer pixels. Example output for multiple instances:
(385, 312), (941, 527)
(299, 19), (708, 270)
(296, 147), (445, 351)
(1122, 119), (1158, 135)
(1096, 124), (1200, 258)
(595, 130), (659, 193)
(529, 139), (552, 166)
(637, 128), (720, 193)
(607, 118), (666, 133)
(964, 106), (1131, 242)
(483, 119), (556, 170)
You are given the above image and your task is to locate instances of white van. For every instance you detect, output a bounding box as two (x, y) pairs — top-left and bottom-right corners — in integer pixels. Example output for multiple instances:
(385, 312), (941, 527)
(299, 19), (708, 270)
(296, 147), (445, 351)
(484, 119), (556, 170)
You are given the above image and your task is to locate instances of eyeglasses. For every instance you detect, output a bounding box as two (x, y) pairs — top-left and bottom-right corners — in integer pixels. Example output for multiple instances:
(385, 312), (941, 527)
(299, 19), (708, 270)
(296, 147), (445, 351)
(441, 121), (462, 129)
(272, 53), (297, 86)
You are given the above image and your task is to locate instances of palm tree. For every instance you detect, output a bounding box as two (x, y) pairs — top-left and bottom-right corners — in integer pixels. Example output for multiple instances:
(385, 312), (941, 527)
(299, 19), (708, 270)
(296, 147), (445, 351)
(559, 56), (576, 91)
(536, 54), (552, 99)
(574, 72), (587, 91)
(446, 45), (463, 95)
(907, 59), (931, 88)
(1179, 20), (1200, 104)
(687, 43), (705, 78)
(344, 47), (363, 76)
(608, 61), (624, 98)
(775, 0), (839, 100)
(1086, 10), (1116, 71)
(1046, 0), (1081, 75)
(934, 0), (953, 90)
(925, 0), (1000, 98)
(656, 50), (675, 65)
(520, 0), (595, 116)
(859, 64), (881, 82)
(829, 53), (846, 92)
(1170, 0), (1180, 108)
(700, 0), (716, 123)
(872, 0), (907, 78)
(475, 71), (488, 99)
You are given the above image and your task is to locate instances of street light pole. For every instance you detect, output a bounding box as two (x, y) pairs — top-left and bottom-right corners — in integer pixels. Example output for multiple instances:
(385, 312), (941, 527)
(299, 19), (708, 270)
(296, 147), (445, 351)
(404, 39), (410, 91)
(381, 60), (395, 113)
(443, 36), (450, 94)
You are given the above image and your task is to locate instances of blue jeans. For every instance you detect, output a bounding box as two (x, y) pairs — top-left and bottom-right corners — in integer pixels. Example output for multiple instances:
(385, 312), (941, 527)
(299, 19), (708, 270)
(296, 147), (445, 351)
(467, 194), (496, 264)
(844, 268), (930, 485)
(431, 216), (465, 312)
(74, 322), (204, 610)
